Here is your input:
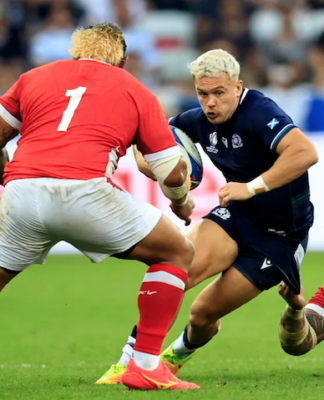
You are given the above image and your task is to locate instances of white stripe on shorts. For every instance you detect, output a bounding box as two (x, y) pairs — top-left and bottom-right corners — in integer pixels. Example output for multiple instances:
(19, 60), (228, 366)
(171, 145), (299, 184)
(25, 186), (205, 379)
(143, 271), (185, 290)
(305, 303), (324, 318)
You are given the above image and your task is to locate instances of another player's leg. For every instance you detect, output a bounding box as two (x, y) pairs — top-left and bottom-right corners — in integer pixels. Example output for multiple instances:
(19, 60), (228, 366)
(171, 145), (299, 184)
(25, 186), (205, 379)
(278, 283), (324, 355)
(305, 285), (324, 344)
(92, 209), (199, 390)
(162, 266), (261, 374)
(119, 215), (200, 390)
(99, 218), (238, 381)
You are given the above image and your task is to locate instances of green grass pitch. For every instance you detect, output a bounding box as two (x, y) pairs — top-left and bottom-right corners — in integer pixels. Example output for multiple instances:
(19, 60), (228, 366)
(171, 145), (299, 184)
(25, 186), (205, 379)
(0, 253), (324, 400)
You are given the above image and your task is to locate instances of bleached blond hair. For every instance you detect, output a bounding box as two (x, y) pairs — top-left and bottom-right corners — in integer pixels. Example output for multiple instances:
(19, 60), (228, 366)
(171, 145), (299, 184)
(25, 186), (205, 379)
(188, 49), (240, 80)
(69, 23), (127, 66)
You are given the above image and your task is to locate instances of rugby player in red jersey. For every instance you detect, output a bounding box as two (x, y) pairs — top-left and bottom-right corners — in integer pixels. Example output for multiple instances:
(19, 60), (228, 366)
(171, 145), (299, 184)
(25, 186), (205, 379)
(0, 23), (199, 391)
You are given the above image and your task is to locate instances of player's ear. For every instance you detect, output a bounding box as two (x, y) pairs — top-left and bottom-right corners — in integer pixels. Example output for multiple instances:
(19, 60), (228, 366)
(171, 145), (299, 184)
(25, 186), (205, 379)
(236, 79), (243, 96)
(119, 56), (128, 69)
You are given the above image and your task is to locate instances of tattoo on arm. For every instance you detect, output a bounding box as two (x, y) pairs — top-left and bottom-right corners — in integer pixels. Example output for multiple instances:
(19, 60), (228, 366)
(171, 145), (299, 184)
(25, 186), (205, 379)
(0, 148), (9, 185)
(0, 126), (19, 148)
(0, 125), (16, 185)
(306, 309), (324, 344)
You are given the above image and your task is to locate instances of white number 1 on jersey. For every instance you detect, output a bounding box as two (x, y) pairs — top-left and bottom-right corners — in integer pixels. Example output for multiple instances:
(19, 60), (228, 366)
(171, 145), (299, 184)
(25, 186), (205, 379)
(57, 87), (87, 132)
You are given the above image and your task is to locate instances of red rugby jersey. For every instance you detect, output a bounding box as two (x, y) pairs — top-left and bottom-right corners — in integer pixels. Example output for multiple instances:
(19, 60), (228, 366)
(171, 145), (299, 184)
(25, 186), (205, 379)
(0, 59), (178, 185)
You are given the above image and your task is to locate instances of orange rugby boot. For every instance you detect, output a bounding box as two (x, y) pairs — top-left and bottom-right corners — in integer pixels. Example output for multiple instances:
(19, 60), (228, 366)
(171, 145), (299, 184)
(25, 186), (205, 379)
(121, 358), (200, 390)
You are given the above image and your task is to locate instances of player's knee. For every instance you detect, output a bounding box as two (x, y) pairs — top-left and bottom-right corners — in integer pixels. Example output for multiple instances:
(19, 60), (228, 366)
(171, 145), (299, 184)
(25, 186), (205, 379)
(186, 264), (205, 290)
(173, 237), (194, 273)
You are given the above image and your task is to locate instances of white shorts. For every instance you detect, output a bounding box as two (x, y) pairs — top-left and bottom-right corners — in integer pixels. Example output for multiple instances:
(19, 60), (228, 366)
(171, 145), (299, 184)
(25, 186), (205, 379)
(0, 178), (162, 272)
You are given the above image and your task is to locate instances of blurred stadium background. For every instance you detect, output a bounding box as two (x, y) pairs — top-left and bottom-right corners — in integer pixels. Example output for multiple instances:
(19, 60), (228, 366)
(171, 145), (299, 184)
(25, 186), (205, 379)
(1, 2), (324, 399)
(2, 0), (324, 250)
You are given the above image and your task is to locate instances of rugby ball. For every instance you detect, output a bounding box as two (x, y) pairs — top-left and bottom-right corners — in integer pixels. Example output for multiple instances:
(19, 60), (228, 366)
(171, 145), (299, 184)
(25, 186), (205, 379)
(170, 125), (203, 190)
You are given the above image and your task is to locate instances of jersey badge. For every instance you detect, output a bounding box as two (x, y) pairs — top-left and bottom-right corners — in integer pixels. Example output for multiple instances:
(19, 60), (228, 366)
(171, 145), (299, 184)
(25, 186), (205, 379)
(212, 207), (231, 220)
(232, 134), (243, 149)
(206, 132), (219, 154)
(221, 137), (228, 148)
(267, 118), (279, 130)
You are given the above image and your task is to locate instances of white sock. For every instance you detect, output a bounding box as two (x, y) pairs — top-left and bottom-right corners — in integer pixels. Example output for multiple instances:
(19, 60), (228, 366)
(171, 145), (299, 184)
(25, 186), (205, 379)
(172, 331), (195, 356)
(133, 350), (160, 370)
(118, 336), (135, 366)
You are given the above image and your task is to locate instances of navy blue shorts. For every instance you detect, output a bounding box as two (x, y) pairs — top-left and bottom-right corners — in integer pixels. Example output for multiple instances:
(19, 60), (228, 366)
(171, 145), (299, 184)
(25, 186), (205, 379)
(203, 204), (309, 294)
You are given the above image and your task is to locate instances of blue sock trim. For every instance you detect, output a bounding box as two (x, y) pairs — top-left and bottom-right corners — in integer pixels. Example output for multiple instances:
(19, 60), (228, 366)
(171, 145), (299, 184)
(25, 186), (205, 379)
(130, 324), (137, 340)
(183, 325), (212, 350)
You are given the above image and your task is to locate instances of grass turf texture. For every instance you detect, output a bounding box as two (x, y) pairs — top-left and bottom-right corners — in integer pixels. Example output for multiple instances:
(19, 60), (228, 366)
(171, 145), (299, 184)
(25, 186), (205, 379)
(0, 253), (323, 400)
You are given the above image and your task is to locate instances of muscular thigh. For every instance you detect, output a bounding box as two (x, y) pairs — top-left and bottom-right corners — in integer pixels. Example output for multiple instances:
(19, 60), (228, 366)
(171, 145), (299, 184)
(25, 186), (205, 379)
(186, 218), (238, 289)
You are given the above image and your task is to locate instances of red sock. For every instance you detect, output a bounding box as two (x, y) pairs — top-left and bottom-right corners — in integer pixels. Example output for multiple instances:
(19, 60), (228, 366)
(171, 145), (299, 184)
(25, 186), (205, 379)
(134, 264), (187, 355)
(308, 285), (324, 309)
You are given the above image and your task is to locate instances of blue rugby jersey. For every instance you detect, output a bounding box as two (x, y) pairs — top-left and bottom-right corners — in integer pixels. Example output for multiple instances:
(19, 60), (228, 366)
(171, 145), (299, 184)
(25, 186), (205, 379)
(169, 89), (314, 237)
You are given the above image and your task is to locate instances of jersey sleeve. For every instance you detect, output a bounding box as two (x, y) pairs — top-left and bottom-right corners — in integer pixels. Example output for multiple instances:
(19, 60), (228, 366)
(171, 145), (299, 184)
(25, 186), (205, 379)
(251, 99), (296, 151)
(0, 77), (23, 129)
(168, 108), (200, 143)
(135, 90), (179, 162)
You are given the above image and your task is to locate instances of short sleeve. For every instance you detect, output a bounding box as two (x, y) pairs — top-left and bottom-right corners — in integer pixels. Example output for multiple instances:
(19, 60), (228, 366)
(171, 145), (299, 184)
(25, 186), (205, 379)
(168, 108), (200, 143)
(0, 77), (23, 129)
(252, 99), (296, 151)
(135, 90), (179, 161)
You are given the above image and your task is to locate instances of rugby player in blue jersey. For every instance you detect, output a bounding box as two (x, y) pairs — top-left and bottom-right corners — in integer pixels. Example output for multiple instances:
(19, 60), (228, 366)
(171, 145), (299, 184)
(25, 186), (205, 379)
(95, 49), (318, 384)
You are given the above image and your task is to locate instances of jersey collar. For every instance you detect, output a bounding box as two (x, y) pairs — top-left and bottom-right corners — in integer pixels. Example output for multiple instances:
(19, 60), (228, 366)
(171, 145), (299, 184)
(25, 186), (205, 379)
(239, 87), (249, 105)
(78, 58), (112, 66)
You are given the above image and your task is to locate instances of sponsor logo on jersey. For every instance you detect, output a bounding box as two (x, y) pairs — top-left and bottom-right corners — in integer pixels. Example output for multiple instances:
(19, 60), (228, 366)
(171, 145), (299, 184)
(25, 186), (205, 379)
(267, 118), (279, 130)
(260, 258), (272, 270)
(207, 131), (219, 154)
(232, 134), (243, 148)
(139, 291), (157, 295)
(212, 208), (231, 220)
(268, 228), (287, 236)
(221, 137), (228, 148)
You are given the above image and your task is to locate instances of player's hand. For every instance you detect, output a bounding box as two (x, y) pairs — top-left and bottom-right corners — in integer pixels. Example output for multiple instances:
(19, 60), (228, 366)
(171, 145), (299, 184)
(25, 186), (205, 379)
(278, 282), (305, 310)
(219, 182), (252, 207)
(170, 194), (195, 226)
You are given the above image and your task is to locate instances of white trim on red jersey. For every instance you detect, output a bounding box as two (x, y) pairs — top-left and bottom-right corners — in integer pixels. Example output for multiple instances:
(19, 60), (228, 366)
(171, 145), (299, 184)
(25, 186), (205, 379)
(105, 147), (119, 178)
(0, 104), (22, 130)
(144, 145), (180, 163)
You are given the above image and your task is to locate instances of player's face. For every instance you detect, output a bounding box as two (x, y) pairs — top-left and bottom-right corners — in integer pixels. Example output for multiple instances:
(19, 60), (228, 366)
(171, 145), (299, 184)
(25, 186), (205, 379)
(194, 74), (243, 124)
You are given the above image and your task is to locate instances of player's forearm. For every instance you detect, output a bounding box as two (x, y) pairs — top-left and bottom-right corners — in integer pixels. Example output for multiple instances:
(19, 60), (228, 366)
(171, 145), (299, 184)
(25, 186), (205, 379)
(0, 117), (19, 149)
(261, 145), (318, 190)
(133, 145), (157, 180)
(0, 148), (9, 185)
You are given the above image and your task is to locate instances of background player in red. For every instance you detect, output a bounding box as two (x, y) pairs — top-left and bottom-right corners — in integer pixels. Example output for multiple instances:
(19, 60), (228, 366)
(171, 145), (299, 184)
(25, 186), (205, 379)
(0, 23), (199, 391)
(278, 283), (324, 355)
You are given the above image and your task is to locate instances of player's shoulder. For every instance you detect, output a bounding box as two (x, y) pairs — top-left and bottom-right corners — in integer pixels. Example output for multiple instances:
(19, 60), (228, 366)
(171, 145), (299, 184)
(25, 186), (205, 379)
(243, 89), (288, 115)
(21, 60), (74, 81)
(170, 107), (205, 125)
(179, 107), (205, 119)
